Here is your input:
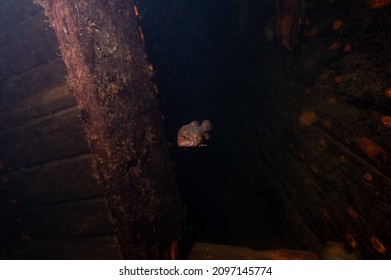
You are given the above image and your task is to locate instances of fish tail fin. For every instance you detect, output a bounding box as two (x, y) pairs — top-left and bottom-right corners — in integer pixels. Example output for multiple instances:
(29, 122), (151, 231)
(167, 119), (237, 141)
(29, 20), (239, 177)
(201, 119), (213, 132)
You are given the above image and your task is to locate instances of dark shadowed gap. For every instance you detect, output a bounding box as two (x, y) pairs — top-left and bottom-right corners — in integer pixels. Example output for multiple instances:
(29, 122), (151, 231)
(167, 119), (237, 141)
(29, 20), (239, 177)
(135, 0), (286, 250)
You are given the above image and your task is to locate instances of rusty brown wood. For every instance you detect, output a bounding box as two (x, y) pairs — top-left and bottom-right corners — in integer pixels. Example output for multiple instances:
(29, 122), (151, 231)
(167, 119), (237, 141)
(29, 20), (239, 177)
(34, 0), (183, 259)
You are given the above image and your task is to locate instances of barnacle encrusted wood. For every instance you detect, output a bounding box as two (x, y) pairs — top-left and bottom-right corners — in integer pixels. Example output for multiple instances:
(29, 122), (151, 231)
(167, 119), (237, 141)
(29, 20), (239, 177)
(34, 0), (183, 259)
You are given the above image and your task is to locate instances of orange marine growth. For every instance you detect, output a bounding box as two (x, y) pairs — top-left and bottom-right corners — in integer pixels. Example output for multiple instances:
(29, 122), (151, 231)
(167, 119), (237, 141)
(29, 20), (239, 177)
(139, 27), (145, 43)
(328, 41), (341, 51)
(133, 5), (139, 17)
(147, 64), (154, 76)
(299, 111), (317, 126)
(370, 236), (387, 254)
(320, 73), (329, 81)
(363, 172), (373, 182)
(319, 207), (332, 224)
(355, 136), (388, 163)
(385, 88), (391, 98)
(170, 240), (179, 260)
(332, 19), (343, 30)
(344, 42), (352, 53)
(334, 76), (343, 84)
(327, 96), (337, 105)
(380, 115), (391, 128)
(346, 206), (360, 221)
(322, 120), (332, 129)
(303, 27), (318, 38)
(346, 233), (358, 249)
(368, 0), (391, 9)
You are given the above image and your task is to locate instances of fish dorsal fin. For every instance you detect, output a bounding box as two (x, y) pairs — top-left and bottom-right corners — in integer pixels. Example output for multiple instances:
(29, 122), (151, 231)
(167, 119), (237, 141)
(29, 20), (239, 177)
(190, 120), (200, 126)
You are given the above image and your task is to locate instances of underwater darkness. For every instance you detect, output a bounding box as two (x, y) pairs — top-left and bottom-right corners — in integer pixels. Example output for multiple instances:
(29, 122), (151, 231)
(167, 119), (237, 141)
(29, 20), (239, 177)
(135, 0), (286, 249)
(2, 0), (389, 259)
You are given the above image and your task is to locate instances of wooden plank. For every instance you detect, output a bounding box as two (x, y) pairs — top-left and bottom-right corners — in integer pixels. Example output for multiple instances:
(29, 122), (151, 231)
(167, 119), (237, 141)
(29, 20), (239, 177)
(0, 11), (59, 80)
(274, 2), (391, 258)
(35, 0), (183, 259)
(0, 106), (90, 171)
(16, 198), (113, 239)
(8, 235), (122, 260)
(0, 58), (67, 101)
(5, 154), (103, 208)
(297, 77), (391, 176)
(0, 187), (18, 257)
(0, 59), (76, 128)
(238, 151), (325, 252)
(325, 53), (391, 107)
(302, 4), (391, 108)
(258, 58), (390, 174)
(260, 70), (391, 197)
(246, 116), (340, 241)
(188, 242), (317, 260)
(3, 83), (75, 128)
(0, 82), (75, 128)
(252, 73), (391, 258)
(0, 0), (42, 33)
(230, 45), (391, 257)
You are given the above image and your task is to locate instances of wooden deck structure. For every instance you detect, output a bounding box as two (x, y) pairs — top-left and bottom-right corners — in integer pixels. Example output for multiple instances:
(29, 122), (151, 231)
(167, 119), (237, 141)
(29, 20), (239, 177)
(0, 0), (390, 259)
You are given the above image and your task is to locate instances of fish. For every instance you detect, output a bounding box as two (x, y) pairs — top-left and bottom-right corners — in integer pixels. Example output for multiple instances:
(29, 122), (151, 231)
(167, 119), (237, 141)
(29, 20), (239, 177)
(177, 120), (213, 148)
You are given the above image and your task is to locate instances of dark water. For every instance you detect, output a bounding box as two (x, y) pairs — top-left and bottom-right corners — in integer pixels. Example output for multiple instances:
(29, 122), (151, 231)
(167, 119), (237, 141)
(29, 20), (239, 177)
(135, 0), (285, 249)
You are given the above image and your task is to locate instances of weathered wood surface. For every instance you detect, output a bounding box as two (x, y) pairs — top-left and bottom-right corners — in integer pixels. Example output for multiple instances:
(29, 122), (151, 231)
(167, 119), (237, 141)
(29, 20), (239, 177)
(0, 106), (90, 171)
(8, 235), (122, 260)
(0, 10), (58, 81)
(188, 242), (318, 260)
(238, 0), (391, 258)
(16, 198), (113, 239)
(0, 186), (18, 258)
(5, 154), (102, 208)
(0, 60), (76, 128)
(0, 0), (122, 259)
(257, 85), (391, 257)
(35, 0), (183, 259)
(0, 0), (42, 33)
(1, 83), (75, 128)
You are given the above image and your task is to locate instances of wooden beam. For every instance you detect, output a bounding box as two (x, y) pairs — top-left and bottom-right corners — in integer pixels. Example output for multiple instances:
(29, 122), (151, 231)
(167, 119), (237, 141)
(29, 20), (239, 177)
(34, 0), (183, 259)
(188, 242), (318, 260)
